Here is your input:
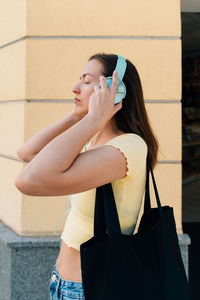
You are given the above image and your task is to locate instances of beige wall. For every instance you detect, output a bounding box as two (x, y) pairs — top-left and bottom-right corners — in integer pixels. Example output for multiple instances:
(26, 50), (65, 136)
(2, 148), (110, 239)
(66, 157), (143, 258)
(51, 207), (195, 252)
(0, 0), (183, 236)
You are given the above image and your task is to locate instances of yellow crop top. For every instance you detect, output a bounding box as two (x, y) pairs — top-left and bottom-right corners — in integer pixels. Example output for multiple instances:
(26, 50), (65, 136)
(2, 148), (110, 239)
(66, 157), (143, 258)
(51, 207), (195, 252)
(61, 133), (148, 251)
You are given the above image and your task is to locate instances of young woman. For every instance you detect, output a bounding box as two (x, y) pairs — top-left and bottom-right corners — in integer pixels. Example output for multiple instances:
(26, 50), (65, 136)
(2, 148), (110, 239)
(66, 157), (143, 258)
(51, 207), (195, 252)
(15, 53), (159, 299)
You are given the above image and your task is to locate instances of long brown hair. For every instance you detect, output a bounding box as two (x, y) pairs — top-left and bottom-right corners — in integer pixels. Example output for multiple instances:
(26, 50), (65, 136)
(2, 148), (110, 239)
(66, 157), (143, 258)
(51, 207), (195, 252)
(88, 53), (159, 169)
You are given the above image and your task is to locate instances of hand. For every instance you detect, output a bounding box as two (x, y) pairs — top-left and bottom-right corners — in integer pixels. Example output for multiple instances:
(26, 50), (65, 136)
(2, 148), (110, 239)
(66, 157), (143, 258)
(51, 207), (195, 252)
(70, 107), (87, 121)
(87, 70), (122, 129)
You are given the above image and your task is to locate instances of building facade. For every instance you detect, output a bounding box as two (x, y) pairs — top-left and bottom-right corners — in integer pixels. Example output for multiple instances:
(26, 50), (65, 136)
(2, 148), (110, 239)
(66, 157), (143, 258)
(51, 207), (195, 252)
(0, 0), (196, 299)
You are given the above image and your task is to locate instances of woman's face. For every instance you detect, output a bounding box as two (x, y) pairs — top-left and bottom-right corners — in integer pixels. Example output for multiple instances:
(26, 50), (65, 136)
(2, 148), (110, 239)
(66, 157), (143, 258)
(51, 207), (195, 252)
(72, 59), (104, 117)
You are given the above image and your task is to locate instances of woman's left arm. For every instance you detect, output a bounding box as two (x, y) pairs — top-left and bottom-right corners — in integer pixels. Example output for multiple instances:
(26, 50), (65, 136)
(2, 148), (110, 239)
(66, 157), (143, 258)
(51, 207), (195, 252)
(15, 114), (100, 185)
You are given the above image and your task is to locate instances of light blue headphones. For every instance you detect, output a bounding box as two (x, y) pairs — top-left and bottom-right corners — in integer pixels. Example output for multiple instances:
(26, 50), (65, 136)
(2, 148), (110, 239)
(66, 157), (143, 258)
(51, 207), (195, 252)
(99, 54), (127, 104)
(54, 54), (127, 247)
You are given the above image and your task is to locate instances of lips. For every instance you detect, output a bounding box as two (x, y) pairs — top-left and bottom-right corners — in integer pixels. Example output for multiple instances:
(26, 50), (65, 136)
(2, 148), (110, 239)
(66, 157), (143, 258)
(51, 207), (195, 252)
(74, 97), (80, 101)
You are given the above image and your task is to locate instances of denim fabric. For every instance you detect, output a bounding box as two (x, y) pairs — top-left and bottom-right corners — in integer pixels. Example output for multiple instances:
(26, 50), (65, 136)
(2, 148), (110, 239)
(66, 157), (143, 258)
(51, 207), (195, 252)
(49, 259), (85, 300)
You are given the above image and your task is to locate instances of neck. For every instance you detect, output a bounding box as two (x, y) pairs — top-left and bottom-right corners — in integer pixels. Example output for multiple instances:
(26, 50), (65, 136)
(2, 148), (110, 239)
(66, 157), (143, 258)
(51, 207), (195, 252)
(90, 118), (121, 145)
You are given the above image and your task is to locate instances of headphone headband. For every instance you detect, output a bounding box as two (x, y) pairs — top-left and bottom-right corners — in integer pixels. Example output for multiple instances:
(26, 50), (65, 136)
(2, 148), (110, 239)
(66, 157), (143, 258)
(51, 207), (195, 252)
(115, 54), (127, 81)
(99, 53), (127, 104)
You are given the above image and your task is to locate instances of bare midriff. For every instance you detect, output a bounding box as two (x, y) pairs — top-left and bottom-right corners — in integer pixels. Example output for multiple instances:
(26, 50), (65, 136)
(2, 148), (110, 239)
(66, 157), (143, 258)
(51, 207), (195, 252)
(56, 240), (83, 282)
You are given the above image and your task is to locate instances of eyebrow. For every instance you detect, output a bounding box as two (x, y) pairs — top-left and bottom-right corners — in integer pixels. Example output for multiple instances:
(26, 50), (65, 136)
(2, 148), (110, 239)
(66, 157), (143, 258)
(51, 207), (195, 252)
(79, 73), (94, 80)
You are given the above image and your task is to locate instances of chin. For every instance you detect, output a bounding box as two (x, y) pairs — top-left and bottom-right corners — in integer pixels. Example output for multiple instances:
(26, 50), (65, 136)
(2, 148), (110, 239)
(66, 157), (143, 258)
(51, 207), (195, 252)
(73, 106), (87, 114)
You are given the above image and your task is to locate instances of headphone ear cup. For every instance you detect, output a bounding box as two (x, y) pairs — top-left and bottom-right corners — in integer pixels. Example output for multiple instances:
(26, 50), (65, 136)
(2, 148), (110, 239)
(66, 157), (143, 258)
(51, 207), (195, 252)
(99, 76), (126, 104)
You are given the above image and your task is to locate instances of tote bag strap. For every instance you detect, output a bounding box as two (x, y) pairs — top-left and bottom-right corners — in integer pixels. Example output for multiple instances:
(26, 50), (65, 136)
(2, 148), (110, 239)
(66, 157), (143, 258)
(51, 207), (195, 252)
(94, 150), (163, 238)
(144, 152), (163, 217)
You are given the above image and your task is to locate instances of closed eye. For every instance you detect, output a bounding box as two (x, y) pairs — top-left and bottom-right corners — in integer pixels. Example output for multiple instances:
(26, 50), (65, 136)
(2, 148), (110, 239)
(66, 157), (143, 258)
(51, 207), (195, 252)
(79, 74), (93, 84)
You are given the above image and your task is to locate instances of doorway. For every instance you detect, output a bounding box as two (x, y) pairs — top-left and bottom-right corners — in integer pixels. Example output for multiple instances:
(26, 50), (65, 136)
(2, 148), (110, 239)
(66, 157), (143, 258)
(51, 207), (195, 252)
(181, 12), (200, 300)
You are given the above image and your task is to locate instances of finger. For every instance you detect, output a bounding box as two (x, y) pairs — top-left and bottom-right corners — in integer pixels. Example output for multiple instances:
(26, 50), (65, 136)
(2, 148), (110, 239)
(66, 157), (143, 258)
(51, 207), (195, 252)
(94, 85), (100, 94)
(110, 70), (118, 97)
(99, 76), (107, 93)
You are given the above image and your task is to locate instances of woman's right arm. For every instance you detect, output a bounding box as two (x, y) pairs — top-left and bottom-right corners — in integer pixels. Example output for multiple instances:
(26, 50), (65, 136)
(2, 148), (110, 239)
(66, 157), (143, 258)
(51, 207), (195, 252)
(17, 112), (82, 162)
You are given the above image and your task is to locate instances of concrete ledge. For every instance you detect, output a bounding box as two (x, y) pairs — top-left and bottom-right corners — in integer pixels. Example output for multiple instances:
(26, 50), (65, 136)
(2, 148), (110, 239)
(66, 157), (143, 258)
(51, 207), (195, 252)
(0, 221), (60, 300)
(178, 233), (191, 280)
(0, 221), (60, 248)
(0, 221), (191, 300)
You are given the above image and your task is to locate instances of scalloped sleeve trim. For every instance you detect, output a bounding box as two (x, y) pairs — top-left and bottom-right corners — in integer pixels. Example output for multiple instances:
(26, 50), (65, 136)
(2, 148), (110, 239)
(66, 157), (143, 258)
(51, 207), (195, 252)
(110, 145), (129, 179)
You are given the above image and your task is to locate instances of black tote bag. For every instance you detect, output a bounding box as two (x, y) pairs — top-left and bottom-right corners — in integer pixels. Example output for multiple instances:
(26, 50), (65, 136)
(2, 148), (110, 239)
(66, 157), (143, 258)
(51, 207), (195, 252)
(80, 151), (191, 300)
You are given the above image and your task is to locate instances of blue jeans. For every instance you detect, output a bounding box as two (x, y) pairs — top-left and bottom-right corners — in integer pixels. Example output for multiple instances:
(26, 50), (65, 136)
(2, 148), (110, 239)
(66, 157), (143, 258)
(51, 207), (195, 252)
(49, 259), (85, 299)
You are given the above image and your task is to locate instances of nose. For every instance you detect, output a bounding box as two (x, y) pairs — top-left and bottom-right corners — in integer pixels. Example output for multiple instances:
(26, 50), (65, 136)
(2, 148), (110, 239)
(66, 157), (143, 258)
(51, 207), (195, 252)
(72, 82), (81, 94)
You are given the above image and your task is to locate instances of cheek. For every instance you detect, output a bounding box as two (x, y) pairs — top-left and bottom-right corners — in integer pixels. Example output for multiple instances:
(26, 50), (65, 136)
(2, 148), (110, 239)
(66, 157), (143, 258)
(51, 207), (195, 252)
(83, 85), (95, 99)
